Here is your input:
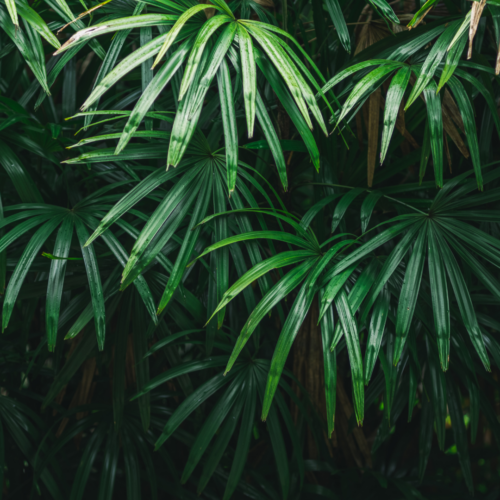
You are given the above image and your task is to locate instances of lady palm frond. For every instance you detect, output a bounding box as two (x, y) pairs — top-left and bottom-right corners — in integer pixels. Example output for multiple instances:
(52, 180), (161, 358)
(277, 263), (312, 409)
(54, 0), (331, 191)
(1, 0), (500, 497)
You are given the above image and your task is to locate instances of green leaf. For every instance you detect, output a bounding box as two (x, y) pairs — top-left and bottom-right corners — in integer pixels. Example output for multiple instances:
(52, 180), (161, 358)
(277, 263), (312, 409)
(153, 4), (227, 68)
(147, 329), (202, 358)
(225, 259), (316, 374)
(321, 59), (401, 95)
(197, 388), (246, 493)
(405, 21), (460, 108)
(319, 288), (337, 437)
(360, 191), (383, 233)
(301, 194), (341, 231)
(80, 2), (145, 129)
(0, 10), (49, 94)
(218, 58), (239, 193)
(407, 0), (438, 28)
(427, 222), (450, 370)
(210, 0), (234, 17)
(0, 139), (43, 203)
(454, 68), (500, 138)
(44, 0), (106, 59)
(16, 0), (60, 48)
(0, 213), (55, 253)
(440, 219), (500, 268)
(213, 173), (230, 331)
(243, 20), (330, 91)
(338, 64), (401, 123)
(140, 24), (154, 131)
(419, 119), (431, 184)
(182, 373), (244, 483)
(437, 28), (467, 92)
(446, 77), (482, 190)
(64, 143), (172, 164)
(433, 225), (490, 371)
(132, 357), (228, 400)
(379, 344), (397, 421)
(167, 54), (211, 167)
(408, 359), (419, 422)
(394, 225), (427, 365)
(81, 32), (181, 110)
(318, 263), (357, 323)
(0, 194), (5, 295)
(69, 423), (107, 500)
(55, 14), (176, 54)
(483, 329), (500, 369)
(238, 24), (256, 137)
(369, 0), (399, 24)
(46, 216), (73, 351)
(208, 250), (314, 326)
(447, 10), (471, 52)
(4, 0), (17, 26)
(364, 287), (390, 384)
(273, 36), (335, 119)
(155, 367), (242, 449)
(223, 374), (256, 499)
(358, 219), (425, 325)
(422, 81), (443, 188)
(308, 240), (355, 290)
(329, 258), (379, 350)
(256, 50), (321, 170)
(334, 289), (364, 423)
(121, 432), (141, 499)
(331, 188), (364, 233)
(85, 162), (191, 246)
(178, 15), (232, 101)
(88, 221), (158, 325)
(447, 235), (500, 303)
(380, 66), (411, 164)
(244, 139), (307, 153)
(2, 215), (63, 332)
(255, 91), (288, 189)
(115, 38), (194, 154)
(425, 338), (447, 450)
(68, 131), (168, 149)
(128, 214), (197, 295)
(324, 0), (350, 52)
(64, 267), (120, 341)
(248, 26), (312, 130)
(157, 169), (213, 313)
(75, 217), (106, 351)
(199, 208), (311, 243)
(262, 269), (318, 420)
(253, 32), (328, 136)
(121, 164), (203, 285)
(195, 231), (315, 262)
(98, 431), (119, 500)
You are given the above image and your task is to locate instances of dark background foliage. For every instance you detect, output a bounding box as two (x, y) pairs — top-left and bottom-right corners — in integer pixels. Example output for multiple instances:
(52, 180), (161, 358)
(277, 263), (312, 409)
(1, 0), (500, 498)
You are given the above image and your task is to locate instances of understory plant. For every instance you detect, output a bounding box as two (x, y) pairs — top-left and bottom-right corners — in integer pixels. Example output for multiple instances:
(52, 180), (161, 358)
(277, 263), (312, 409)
(1, 0), (500, 497)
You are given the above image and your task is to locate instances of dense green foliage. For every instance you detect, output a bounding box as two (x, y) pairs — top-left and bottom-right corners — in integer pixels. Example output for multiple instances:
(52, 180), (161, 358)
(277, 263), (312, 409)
(1, 0), (500, 497)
